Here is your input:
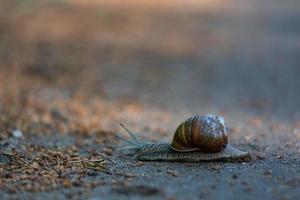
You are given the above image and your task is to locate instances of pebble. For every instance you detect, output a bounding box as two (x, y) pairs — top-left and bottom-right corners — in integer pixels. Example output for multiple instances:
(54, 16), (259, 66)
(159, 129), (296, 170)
(12, 129), (23, 138)
(167, 170), (180, 177)
(87, 170), (99, 176)
(232, 173), (240, 179)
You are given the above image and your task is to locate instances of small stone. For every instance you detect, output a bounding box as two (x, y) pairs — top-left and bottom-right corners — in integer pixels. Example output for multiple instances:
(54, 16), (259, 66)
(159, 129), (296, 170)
(87, 170), (98, 176)
(11, 129), (23, 138)
(254, 153), (265, 160)
(32, 162), (40, 169)
(232, 173), (240, 179)
(167, 170), (179, 177)
(124, 173), (136, 178)
(263, 170), (272, 177)
(63, 179), (72, 188)
(276, 154), (283, 159)
(209, 165), (222, 170)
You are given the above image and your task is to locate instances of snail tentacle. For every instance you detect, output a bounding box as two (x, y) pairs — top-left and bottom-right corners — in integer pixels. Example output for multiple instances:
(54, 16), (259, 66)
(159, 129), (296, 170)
(118, 124), (146, 152)
(116, 134), (140, 147)
(120, 123), (140, 143)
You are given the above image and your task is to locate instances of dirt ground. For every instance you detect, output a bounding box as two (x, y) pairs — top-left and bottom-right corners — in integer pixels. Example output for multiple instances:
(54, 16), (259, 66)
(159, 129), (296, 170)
(0, 0), (300, 199)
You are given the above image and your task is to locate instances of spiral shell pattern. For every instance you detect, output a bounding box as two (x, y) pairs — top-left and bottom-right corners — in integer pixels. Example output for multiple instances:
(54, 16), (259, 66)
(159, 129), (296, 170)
(170, 115), (228, 153)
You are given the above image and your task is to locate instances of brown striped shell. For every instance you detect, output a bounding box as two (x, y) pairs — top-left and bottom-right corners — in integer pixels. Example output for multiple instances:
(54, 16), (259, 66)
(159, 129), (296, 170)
(170, 115), (228, 153)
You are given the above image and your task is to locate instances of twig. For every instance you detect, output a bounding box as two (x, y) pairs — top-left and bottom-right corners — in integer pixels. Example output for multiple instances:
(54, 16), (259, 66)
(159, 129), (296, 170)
(98, 152), (116, 164)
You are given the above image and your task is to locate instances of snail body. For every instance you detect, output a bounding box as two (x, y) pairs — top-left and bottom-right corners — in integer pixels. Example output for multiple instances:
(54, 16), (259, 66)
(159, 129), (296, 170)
(133, 143), (248, 162)
(118, 115), (250, 162)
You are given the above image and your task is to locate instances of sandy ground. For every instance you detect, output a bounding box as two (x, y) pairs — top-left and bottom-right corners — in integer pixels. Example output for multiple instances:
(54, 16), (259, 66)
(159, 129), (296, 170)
(0, 0), (300, 199)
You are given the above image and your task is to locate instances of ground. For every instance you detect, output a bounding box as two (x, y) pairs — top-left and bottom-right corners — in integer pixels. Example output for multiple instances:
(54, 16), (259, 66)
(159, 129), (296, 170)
(0, 0), (300, 199)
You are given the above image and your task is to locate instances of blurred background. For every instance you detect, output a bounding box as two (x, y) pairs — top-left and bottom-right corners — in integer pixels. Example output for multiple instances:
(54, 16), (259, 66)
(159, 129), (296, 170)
(1, 1), (300, 197)
(0, 0), (300, 138)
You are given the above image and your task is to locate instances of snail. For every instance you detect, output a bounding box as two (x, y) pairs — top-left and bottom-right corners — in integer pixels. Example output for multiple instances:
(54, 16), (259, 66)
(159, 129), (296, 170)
(118, 115), (250, 162)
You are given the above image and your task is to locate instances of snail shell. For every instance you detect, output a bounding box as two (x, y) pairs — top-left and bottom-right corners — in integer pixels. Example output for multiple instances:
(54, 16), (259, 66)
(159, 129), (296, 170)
(170, 115), (228, 153)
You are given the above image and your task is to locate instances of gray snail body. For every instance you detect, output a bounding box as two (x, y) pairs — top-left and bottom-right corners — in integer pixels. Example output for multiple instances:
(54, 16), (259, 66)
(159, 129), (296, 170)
(118, 115), (250, 162)
(131, 142), (249, 162)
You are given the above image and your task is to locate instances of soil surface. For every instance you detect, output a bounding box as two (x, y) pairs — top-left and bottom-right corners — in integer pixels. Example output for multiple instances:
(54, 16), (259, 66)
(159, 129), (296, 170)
(0, 0), (300, 199)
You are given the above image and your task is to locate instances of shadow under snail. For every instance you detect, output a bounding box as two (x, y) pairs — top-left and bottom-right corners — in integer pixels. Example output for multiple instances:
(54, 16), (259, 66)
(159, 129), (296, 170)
(118, 115), (250, 162)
